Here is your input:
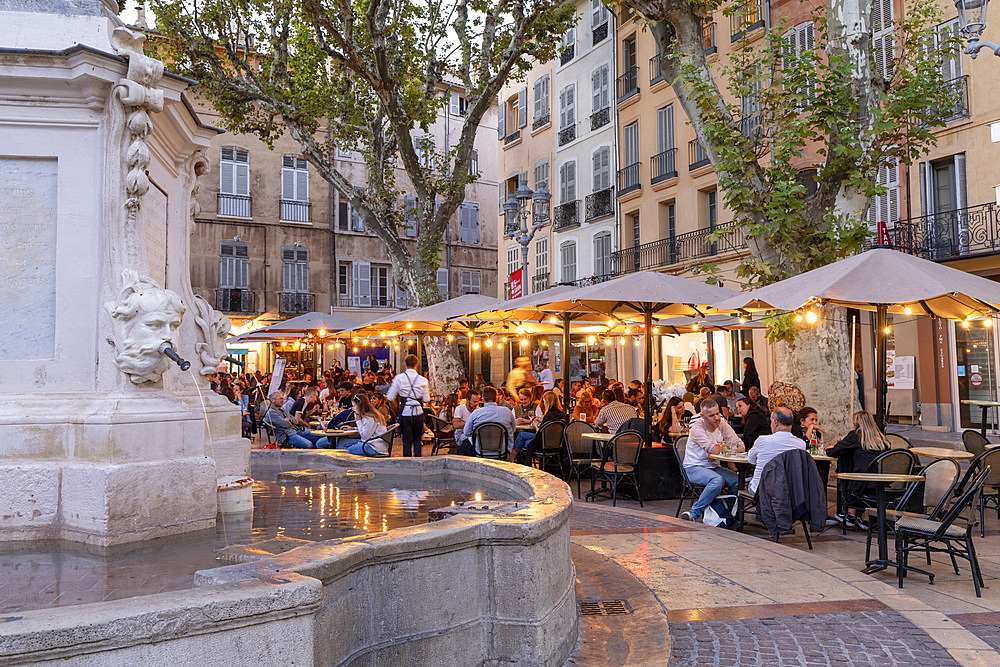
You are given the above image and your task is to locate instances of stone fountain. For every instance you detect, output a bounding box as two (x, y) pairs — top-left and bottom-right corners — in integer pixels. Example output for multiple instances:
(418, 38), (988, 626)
(0, 0), (247, 547)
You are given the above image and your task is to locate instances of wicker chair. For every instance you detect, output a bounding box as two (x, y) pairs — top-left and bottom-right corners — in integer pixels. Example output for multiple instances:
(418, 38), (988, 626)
(362, 423), (399, 458)
(530, 420), (568, 477)
(672, 436), (706, 517)
(564, 420), (598, 498)
(589, 430), (644, 507)
(954, 448), (1000, 537)
(842, 448), (918, 535)
(962, 429), (990, 458)
(885, 433), (912, 450)
(473, 422), (510, 460)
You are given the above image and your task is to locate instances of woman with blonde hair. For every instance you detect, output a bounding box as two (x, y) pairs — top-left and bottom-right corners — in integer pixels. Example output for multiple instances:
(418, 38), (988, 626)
(826, 410), (889, 528)
(572, 388), (599, 424)
(513, 390), (568, 459)
(336, 393), (389, 456)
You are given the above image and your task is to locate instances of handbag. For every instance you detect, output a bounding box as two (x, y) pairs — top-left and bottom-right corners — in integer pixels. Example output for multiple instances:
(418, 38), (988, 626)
(702, 494), (737, 529)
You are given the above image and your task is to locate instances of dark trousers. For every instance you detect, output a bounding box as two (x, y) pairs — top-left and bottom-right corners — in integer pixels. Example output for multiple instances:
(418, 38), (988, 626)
(399, 415), (424, 457)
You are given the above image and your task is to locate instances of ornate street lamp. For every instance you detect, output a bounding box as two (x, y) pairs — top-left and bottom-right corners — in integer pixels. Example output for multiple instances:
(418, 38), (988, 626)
(955, 0), (1000, 57)
(505, 182), (551, 297)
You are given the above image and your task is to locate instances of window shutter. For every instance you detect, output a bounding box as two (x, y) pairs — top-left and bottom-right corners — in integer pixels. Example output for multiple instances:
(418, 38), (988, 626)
(592, 69), (601, 112)
(352, 207), (365, 232)
(450, 92), (459, 115)
(468, 203), (480, 244)
(235, 161), (249, 196)
(472, 271), (481, 294)
(281, 167), (294, 200)
(395, 277), (409, 309)
(404, 195), (418, 237)
(566, 161), (576, 201)
(221, 160), (234, 194)
(518, 87), (527, 127)
(296, 167), (307, 201)
(498, 98), (506, 138)
(592, 150), (602, 191)
(469, 149), (479, 176)
(534, 79), (544, 119)
(353, 261), (371, 306)
(567, 86), (575, 126)
(437, 268), (449, 297)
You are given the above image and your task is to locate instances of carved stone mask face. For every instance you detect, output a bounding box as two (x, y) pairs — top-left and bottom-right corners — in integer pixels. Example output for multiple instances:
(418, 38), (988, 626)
(109, 278), (184, 384)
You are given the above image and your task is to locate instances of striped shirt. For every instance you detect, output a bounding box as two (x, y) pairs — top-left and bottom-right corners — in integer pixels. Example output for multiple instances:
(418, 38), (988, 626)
(594, 401), (638, 434)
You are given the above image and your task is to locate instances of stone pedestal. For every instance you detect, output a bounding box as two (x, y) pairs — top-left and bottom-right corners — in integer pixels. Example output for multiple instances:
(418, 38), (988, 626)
(0, 0), (247, 546)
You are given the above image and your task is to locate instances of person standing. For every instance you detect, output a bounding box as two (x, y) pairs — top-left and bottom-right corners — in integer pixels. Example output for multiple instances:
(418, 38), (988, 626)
(537, 360), (554, 390)
(506, 356), (537, 397)
(742, 357), (761, 392)
(387, 354), (431, 457)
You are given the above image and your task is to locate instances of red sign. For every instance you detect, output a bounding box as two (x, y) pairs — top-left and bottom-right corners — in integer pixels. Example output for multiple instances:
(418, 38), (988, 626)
(876, 220), (890, 246)
(509, 268), (523, 299)
(971, 373), (983, 387)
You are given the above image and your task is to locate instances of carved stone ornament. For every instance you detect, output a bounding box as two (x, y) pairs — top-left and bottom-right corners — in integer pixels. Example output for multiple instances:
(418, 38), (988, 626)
(106, 270), (185, 384)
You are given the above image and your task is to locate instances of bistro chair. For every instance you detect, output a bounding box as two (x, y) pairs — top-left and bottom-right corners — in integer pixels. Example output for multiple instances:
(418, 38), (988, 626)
(672, 436), (706, 517)
(953, 447), (1000, 536)
(530, 420), (568, 478)
(589, 430), (644, 507)
(894, 466), (991, 597)
(962, 429), (990, 458)
(842, 448), (918, 535)
(564, 420), (598, 498)
(363, 423), (399, 458)
(865, 458), (961, 564)
(425, 414), (455, 456)
(885, 433), (912, 450)
(473, 422), (510, 460)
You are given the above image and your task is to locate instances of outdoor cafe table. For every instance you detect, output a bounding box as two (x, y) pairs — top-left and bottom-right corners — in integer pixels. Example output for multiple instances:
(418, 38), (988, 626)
(310, 428), (359, 446)
(909, 446), (975, 461)
(516, 424), (537, 432)
(836, 472), (924, 575)
(960, 400), (1000, 437)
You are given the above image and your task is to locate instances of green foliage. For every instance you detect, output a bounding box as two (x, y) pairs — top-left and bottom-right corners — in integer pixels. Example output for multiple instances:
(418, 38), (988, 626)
(762, 311), (799, 346)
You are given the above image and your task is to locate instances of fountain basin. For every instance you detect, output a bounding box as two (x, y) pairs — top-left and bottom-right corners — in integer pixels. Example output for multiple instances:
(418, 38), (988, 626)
(0, 452), (576, 666)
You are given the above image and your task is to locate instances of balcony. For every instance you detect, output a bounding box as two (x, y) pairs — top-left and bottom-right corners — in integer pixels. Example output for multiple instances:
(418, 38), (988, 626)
(218, 193), (252, 218)
(561, 273), (615, 288)
(650, 149), (678, 184)
(280, 199), (310, 223)
(279, 291), (315, 314)
(585, 188), (614, 221)
(558, 124), (576, 146)
(337, 295), (396, 308)
(650, 54), (663, 86)
(616, 67), (639, 103)
(592, 21), (608, 45)
(688, 139), (710, 170)
(560, 44), (575, 66)
(704, 21), (717, 55)
(590, 107), (611, 131)
(933, 75), (971, 124)
(731, 1), (765, 42)
(617, 163), (641, 197)
(504, 130), (521, 145)
(533, 113), (550, 130)
(533, 272), (550, 293)
(216, 288), (256, 313)
(612, 222), (748, 273)
(874, 203), (1000, 262)
(554, 200), (580, 230)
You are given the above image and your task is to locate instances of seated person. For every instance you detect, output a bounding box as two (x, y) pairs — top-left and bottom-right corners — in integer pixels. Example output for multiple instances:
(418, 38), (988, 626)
(264, 391), (329, 448)
(452, 388), (482, 449)
(572, 389), (600, 424)
(512, 388), (542, 429)
(826, 410), (890, 527)
(496, 387), (516, 411)
(335, 382), (354, 411)
(792, 406), (824, 447)
(747, 408), (804, 495)
(458, 387), (516, 456)
(336, 393), (390, 456)
(658, 396), (692, 442)
(513, 390), (567, 456)
(370, 391), (395, 425)
(594, 389), (638, 434)
(737, 397), (771, 450)
(680, 399), (743, 522)
(747, 386), (767, 412)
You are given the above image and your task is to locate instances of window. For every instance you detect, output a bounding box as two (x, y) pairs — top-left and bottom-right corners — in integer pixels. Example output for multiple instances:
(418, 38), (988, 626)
(352, 262), (371, 306)
(936, 19), (962, 81)
(516, 87), (527, 129)
(782, 22), (816, 99)
(560, 241), (577, 284)
(592, 0), (609, 31)
(631, 213), (641, 248)
(280, 156), (309, 222)
(594, 232), (613, 277)
(873, 0), (894, 81)
(592, 64), (610, 113)
(460, 269), (482, 295)
(507, 245), (520, 278)
(414, 135), (434, 168)
(219, 147), (250, 217)
(536, 237), (549, 278)
(533, 75), (550, 123)
(663, 201), (677, 265)
(437, 268), (449, 297)
(336, 147), (353, 159)
(657, 104), (674, 153)
(622, 34), (637, 73)
(559, 160), (577, 203)
(559, 84), (576, 130)
(740, 67), (764, 137)
(498, 95), (506, 140)
(450, 91), (468, 117)
(534, 159), (550, 189)
(338, 262), (350, 302)
(219, 240), (249, 288)
(592, 146), (611, 192)
(337, 191), (364, 231)
(561, 28), (576, 64)
(469, 149), (479, 176)
(459, 202), (480, 244)
(281, 246), (309, 293)
(371, 264), (391, 307)
(868, 157), (900, 229)
(623, 121), (639, 168)
(706, 189), (718, 228)
(404, 195), (418, 237)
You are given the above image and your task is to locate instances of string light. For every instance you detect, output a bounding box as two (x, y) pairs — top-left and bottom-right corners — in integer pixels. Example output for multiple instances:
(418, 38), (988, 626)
(406, 322), (413, 329)
(805, 311), (818, 324)
(447, 334), (454, 342)
(352, 347), (359, 353)
(335, 342), (342, 349)
(987, 319), (994, 328)
(903, 306), (912, 315)
(540, 340), (547, 346)
(738, 317), (746, 324)
(318, 329), (326, 337)
(607, 319), (615, 327)
(408, 339), (415, 346)
(587, 335), (596, 344)
(472, 341), (480, 350)
(328, 344), (334, 350)
(692, 323), (699, 331)
(501, 336), (508, 343)
(520, 339), (528, 347)
(353, 337), (359, 343)
(653, 327), (660, 334)
(516, 325), (524, 334)
(467, 331), (473, 337)
(795, 315), (803, 323)
(634, 338), (641, 346)
(884, 326), (891, 334)
(619, 337), (626, 345)
(962, 320), (971, 328)
(484, 338), (493, 348)
(549, 316), (559, 324)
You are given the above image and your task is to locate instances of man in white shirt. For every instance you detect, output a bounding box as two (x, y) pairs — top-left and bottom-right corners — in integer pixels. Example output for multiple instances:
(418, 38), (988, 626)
(537, 360), (554, 390)
(747, 407), (805, 495)
(681, 399), (744, 522)
(386, 354), (431, 457)
(452, 388), (482, 449)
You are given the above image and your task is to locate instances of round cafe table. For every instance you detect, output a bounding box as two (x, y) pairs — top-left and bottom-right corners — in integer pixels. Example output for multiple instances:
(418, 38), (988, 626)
(581, 432), (614, 442)
(909, 446), (974, 461)
(515, 424), (537, 432)
(836, 472), (924, 574)
(310, 428), (359, 447)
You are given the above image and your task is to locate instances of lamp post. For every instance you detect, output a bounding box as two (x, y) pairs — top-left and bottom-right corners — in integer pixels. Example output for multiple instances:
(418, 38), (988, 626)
(956, 0), (1000, 57)
(503, 182), (550, 296)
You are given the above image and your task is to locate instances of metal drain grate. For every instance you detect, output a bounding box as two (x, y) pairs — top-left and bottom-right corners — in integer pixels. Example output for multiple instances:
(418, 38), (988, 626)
(578, 599), (632, 616)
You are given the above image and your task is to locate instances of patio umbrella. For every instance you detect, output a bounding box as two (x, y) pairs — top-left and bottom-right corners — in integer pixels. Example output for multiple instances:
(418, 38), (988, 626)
(714, 247), (1000, 428)
(471, 273), (739, 446)
(228, 312), (362, 342)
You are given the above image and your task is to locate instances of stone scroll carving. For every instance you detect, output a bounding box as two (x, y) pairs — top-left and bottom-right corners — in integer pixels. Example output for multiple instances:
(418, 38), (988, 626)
(106, 270), (185, 384)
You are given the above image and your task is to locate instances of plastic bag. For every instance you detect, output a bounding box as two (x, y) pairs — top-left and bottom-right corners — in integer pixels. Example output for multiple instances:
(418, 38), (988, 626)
(702, 494), (737, 529)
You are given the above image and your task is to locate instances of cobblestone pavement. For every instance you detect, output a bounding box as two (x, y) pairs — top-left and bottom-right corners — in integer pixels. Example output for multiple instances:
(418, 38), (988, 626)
(965, 624), (1000, 652)
(668, 610), (960, 667)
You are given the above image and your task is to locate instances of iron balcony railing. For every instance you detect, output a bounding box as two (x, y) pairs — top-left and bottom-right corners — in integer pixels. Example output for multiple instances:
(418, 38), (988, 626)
(617, 163), (641, 196)
(650, 54), (664, 85)
(704, 21), (717, 54)
(560, 273), (615, 288)
(337, 295), (396, 308)
(585, 188), (614, 221)
(934, 75), (971, 124)
(561, 44), (575, 65)
(616, 67), (639, 103)
(592, 21), (608, 45)
(504, 130), (521, 145)
(216, 288), (256, 313)
(873, 203), (1000, 262)
(590, 107), (611, 131)
(533, 113), (550, 130)
(651, 148), (678, 184)
(533, 272), (550, 292)
(612, 222), (748, 273)
(558, 124), (576, 146)
(554, 200), (580, 230)
(688, 139), (710, 170)
(279, 291), (315, 314)
(218, 193), (252, 218)
(280, 200), (310, 223)
(731, 0), (765, 42)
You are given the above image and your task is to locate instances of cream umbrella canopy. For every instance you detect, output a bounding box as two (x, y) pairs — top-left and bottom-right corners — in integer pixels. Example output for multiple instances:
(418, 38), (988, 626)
(713, 247), (1000, 427)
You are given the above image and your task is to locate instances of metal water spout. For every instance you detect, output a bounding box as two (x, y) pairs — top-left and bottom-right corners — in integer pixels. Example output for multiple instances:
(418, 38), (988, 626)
(159, 342), (191, 371)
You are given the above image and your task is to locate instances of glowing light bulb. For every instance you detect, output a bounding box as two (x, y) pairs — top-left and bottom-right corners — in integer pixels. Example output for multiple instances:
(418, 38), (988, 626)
(540, 339), (547, 346)
(381, 330), (387, 337)
(467, 330), (473, 337)
(795, 315), (803, 323)
(739, 317), (746, 324)
(501, 336), (508, 343)
(408, 339), (415, 345)
(607, 319), (615, 327)
(805, 311), (818, 324)
(619, 337), (626, 345)
(692, 323), (699, 331)
(624, 327), (631, 335)
(353, 337), (358, 343)
(335, 342), (342, 349)
(319, 329), (326, 337)
(485, 338), (493, 348)
(963, 320), (970, 328)
(328, 344), (334, 350)
(653, 327), (660, 334)
(516, 325), (524, 334)
(520, 339), (528, 347)
(634, 338), (641, 346)
(472, 341), (480, 350)
(406, 322), (413, 329)
(549, 316), (558, 324)
(903, 306), (912, 315)
(987, 319), (994, 328)
(352, 347), (358, 353)
(447, 334), (454, 342)
(587, 335), (596, 344)
(884, 326), (891, 334)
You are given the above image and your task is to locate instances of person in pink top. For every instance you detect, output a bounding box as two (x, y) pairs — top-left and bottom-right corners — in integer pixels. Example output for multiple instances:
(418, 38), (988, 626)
(681, 399), (744, 522)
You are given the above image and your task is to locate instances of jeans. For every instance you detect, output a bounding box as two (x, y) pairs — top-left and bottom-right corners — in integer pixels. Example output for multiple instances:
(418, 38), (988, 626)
(685, 465), (739, 519)
(513, 431), (535, 451)
(287, 431), (329, 448)
(399, 415), (424, 457)
(337, 438), (380, 456)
